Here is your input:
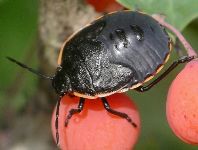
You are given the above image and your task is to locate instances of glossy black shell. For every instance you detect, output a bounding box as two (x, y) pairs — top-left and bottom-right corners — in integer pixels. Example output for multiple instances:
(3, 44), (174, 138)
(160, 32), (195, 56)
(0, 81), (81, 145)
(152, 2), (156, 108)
(52, 11), (170, 96)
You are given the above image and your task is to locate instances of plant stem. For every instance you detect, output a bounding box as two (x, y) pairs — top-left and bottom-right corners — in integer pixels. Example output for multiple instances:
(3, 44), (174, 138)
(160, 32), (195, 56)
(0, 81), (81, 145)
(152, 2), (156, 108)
(152, 15), (197, 57)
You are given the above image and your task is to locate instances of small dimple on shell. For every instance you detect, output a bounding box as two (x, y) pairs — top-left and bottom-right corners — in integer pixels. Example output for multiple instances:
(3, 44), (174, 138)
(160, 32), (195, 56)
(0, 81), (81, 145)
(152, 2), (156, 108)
(109, 33), (114, 40)
(130, 25), (144, 41)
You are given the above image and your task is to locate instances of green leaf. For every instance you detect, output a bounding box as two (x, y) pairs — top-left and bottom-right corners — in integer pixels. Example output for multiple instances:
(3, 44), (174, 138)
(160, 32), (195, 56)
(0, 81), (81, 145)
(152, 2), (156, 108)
(117, 0), (198, 31)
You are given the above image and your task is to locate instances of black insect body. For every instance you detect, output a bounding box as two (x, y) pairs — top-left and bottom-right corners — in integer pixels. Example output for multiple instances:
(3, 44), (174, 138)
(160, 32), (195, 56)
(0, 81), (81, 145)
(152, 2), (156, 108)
(54, 11), (171, 98)
(7, 11), (195, 145)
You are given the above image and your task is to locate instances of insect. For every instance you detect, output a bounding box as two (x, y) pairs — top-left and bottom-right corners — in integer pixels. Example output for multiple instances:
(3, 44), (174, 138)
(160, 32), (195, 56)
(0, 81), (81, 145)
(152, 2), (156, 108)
(7, 10), (195, 145)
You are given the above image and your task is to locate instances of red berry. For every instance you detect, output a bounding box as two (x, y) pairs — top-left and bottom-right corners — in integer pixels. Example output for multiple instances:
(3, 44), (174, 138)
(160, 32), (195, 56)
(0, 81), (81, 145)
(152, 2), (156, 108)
(166, 60), (198, 144)
(86, 0), (123, 12)
(51, 93), (140, 150)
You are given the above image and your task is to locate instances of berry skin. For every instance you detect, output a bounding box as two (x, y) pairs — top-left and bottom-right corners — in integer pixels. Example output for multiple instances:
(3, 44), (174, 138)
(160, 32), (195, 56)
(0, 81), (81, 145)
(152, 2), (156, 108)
(86, 0), (123, 12)
(51, 93), (140, 150)
(166, 60), (198, 144)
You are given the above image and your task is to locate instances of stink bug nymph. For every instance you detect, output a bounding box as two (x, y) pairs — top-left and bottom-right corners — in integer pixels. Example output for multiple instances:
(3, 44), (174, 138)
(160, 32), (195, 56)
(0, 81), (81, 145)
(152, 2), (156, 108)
(7, 11), (195, 145)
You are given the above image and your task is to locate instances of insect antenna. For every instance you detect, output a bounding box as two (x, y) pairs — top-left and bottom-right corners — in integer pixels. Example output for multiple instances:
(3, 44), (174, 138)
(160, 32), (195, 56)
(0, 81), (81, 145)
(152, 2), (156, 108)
(6, 56), (53, 80)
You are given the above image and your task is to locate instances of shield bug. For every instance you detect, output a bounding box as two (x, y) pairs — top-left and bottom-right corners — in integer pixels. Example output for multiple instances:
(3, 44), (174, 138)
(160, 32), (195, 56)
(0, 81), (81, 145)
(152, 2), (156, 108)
(7, 11), (195, 145)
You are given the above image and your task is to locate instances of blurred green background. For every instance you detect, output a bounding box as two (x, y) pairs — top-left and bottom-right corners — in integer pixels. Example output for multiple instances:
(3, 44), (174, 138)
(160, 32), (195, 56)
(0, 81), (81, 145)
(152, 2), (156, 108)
(0, 0), (198, 149)
(0, 0), (38, 120)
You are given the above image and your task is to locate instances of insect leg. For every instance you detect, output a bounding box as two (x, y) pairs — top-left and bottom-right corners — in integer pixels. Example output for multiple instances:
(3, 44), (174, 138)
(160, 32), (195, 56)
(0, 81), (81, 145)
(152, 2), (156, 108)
(65, 97), (85, 126)
(135, 55), (196, 92)
(55, 96), (62, 145)
(101, 97), (137, 127)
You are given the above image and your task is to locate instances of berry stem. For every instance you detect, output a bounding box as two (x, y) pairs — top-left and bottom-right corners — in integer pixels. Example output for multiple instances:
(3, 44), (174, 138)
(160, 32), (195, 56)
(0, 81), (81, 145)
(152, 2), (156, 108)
(152, 14), (197, 57)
